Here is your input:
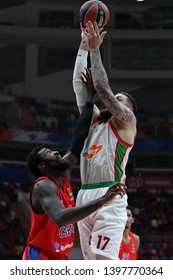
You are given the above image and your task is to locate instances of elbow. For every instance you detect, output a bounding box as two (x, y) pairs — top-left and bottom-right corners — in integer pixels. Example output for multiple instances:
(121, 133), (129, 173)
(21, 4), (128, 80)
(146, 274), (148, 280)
(56, 220), (66, 228)
(54, 213), (68, 227)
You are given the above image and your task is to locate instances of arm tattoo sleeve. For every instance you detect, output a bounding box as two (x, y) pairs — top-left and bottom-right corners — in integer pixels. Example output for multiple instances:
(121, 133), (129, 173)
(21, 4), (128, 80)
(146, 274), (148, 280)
(90, 49), (133, 123)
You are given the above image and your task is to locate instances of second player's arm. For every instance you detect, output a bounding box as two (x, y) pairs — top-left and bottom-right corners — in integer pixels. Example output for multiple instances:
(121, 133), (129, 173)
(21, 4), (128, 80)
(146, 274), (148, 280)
(73, 23), (100, 115)
(33, 180), (126, 227)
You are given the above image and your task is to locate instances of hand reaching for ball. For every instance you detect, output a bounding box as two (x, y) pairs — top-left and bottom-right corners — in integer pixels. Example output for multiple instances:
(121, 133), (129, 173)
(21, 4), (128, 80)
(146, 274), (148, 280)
(82, 21), (107, 51)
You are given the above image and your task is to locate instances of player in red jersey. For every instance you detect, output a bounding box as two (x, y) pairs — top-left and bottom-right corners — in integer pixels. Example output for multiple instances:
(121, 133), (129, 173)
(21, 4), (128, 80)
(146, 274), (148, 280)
(118, 205), (140, 260)
(23, 92), (126, 260)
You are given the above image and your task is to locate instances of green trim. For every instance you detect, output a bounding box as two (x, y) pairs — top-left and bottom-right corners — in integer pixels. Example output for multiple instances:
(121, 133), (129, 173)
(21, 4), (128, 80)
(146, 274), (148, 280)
(115, 142), (127, 182)
(81, 181), (116, 190)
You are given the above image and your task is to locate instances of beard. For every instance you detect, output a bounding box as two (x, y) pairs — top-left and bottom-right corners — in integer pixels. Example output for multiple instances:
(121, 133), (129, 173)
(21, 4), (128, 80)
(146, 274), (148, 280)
(45, 158), (70, 173)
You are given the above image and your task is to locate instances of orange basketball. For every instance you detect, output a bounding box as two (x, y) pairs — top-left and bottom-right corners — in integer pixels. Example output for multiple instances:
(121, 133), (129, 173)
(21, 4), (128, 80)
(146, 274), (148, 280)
(79, 0), (110, 28)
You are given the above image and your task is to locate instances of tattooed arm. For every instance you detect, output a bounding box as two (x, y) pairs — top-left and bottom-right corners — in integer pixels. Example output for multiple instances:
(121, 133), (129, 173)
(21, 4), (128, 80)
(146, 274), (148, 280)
(90, 49), (134, 125)
(84, 21), (136, 129)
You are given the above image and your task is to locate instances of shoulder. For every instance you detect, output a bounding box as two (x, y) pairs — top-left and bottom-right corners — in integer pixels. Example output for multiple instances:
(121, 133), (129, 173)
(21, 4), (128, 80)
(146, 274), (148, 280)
(111, 115), (137, 144)
(33, 178), (57, 198)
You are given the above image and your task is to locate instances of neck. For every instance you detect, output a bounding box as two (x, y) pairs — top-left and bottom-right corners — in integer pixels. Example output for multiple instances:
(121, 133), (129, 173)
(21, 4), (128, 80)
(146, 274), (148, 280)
(44, 172), (63, 189)
(123, 229), (130, 239)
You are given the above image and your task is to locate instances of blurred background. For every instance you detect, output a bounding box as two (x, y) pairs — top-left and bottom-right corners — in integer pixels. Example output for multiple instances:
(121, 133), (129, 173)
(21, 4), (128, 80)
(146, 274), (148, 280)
(0, 0), (173, 260)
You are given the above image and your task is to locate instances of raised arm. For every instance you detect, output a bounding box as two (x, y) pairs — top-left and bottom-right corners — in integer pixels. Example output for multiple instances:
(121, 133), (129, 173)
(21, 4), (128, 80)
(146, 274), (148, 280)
(72, 24), (89, 113)
(63, 93), (95, 174)
(84, 21), (135, 128)
(73, 23), (100, 115)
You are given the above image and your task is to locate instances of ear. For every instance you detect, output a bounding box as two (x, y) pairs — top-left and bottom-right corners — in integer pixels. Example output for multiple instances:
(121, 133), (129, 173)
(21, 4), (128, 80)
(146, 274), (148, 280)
(38, 161), (45, 169)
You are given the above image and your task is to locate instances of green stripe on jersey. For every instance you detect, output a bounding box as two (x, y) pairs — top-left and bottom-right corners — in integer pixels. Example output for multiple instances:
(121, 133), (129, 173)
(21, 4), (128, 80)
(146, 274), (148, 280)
(115, 142), (127, 182)
(81, 181), (116, 189)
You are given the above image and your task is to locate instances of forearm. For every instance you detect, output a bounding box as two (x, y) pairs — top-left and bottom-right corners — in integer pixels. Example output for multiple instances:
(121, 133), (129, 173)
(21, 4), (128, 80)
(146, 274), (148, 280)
(72, 49), (88, 107)
(90, 49), (127, 119)
(54, 197), (104, 226)
(79, 37), (89, 52)
(68, 101), (94, 158)
(73, 101), (94, 135)
(90, 49), (109, 89)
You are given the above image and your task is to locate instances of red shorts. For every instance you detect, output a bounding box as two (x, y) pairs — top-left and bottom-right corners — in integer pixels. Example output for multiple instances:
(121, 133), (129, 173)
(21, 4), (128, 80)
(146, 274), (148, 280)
(23, 245), (69, 260)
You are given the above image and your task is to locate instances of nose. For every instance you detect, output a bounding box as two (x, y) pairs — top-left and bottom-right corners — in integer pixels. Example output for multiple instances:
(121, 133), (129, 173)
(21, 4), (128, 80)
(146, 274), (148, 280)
(54, 151), (62, 159)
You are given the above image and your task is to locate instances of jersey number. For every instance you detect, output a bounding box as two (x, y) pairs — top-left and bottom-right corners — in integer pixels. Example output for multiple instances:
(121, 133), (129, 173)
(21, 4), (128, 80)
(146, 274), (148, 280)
(97, 235), (110, 250)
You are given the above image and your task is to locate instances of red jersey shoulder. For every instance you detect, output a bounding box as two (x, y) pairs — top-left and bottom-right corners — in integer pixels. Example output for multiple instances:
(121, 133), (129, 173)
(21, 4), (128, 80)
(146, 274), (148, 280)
(119, 231), (137, 260)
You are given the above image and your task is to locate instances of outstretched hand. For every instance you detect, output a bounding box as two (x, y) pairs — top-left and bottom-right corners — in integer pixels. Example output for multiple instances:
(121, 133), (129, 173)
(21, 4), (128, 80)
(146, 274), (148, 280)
(82, 21), (107, 51)
(102, 183), (126, 204)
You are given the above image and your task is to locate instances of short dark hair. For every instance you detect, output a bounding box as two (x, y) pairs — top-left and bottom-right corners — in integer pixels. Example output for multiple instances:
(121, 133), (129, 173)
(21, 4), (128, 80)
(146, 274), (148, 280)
(121, 92), (137, 115)
(127, 205), (135, 218)
(26, 146), (43, 178)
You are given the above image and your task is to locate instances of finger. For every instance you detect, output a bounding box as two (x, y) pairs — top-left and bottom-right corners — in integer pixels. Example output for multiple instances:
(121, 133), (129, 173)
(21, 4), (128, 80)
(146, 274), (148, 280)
(116, 187), (125, 193)
(80, 22), (83, 31)
(117, 186), (126, 192)
(82, 25), (89, 36)
(82, 68), (91, 79)
(116, 184), (126, 189)
(87, 68), (92, 76)
(84, 67), (89, 74)
(111, 184), (125, 190)
(111, 187), (126, 195)
(114, 188), (126, 197)
(85, 68), (91, 78)
(116, 191), (123, 198)
(119, 192), (124, 198)
(115, 182), (127, 187)
(85, 22), (89, 31)
(88, 20), (95, 34)
(94, 22), (104, 37)
(94, 22), (99, 34)
(81, 77), (87, 84)
(81, 71), (87, 81)
(117, 190), (125, 197)
(101, 31), (107, 41)
(112, 190), (125, 198)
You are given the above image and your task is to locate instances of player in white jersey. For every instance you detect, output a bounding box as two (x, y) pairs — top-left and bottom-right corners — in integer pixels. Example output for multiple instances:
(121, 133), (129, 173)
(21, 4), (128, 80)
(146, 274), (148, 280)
(73, 21), (137, 260)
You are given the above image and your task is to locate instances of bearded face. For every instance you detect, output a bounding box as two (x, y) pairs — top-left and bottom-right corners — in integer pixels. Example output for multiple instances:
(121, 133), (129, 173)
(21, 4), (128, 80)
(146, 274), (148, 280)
(45, 156), (70, 173)
(38, 148), (70, 174)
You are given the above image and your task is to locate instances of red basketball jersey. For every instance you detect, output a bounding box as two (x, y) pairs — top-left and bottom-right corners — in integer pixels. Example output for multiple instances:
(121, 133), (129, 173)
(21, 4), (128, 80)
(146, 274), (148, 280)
(118, 231), (137, 260)
(26, 176), (75, 256)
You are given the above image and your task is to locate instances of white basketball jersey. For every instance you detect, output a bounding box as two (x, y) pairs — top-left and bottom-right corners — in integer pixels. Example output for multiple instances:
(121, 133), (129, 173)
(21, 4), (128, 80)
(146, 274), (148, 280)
(80, 119), (133, 187)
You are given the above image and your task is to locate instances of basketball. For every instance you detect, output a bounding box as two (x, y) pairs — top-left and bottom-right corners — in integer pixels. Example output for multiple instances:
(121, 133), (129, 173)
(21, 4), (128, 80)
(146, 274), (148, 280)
(79, 0), (110, 28)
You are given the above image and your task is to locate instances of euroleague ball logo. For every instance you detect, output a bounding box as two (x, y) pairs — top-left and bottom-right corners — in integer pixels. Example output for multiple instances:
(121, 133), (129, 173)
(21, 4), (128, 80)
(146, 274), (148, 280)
(98, 11), (104, 27)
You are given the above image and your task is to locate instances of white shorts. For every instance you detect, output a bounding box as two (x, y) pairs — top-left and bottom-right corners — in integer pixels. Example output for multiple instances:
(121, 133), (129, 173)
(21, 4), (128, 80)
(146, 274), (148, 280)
(76, 187), (128, 260)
